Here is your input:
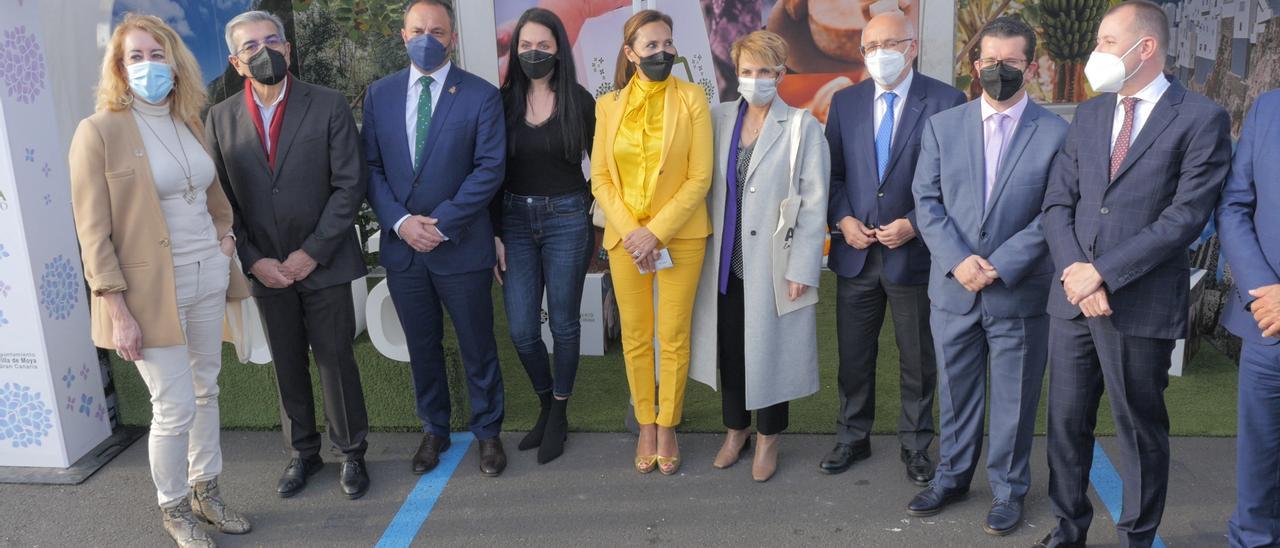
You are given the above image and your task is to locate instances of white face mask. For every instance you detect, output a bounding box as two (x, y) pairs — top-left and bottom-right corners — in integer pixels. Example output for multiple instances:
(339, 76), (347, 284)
(1084, 38), (1146, 93)
(863, 48), (907, 88)
(737, 75), (778, 107)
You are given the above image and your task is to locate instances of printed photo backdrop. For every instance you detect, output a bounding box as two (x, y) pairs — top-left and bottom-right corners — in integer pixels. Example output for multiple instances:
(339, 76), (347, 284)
(493, 0), (918, 124)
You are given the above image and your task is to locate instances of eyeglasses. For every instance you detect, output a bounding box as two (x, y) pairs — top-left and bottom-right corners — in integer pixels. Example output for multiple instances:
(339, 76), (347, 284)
(977, 58), (1028, 70)
(236, 34), (284, 60)
(860, 38), (914, 57)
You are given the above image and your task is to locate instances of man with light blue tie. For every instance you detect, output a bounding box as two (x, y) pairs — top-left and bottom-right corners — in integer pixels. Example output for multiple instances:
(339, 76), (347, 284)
(820, 11), (966, 484)
(362, 0), (508, 477)
(1218, 88), (1280, 547)
(909, 17), (1067, 536)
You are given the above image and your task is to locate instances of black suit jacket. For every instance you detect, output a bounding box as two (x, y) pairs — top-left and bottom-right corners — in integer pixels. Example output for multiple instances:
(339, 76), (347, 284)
(205, 77), (368, 296)
(1042, 78), (1231, 340)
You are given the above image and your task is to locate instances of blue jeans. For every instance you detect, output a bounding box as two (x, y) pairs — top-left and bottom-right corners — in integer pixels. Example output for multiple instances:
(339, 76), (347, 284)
(500, 191), (594, 397)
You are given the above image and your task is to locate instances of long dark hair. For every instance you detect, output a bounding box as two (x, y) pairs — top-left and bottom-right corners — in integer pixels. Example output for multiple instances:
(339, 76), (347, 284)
(500, 8), (588, 161)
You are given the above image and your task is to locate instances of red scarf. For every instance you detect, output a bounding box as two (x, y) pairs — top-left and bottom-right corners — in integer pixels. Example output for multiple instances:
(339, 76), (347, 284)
(244, 76), (290, 170)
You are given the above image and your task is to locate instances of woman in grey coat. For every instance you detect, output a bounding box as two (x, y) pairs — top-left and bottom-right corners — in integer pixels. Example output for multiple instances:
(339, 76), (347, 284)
(689, 30), (829, 482)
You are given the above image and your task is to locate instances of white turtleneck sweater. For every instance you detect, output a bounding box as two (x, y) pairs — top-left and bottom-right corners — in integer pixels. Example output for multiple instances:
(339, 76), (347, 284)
(131, 99), (219, 266)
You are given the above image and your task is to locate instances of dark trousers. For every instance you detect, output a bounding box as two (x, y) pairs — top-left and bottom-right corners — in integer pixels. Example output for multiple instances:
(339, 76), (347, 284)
(1047, 315), (1173, 548)
(386, 261), (504, 440)
(718, 274), (789, 435)
(1229, 340), (1280, 548)
(834, 246), (936, 450)
(499, 191), (594, 397)
(257, 282), (369, 460)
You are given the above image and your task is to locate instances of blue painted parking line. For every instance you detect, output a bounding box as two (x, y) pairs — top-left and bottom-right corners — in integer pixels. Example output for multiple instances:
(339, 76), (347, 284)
(376, 432), (474, 548)
(1091, 442), (1165, 548)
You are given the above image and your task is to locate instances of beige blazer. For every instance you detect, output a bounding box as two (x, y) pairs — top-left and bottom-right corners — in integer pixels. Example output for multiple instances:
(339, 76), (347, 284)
(68, 108), (250, 350)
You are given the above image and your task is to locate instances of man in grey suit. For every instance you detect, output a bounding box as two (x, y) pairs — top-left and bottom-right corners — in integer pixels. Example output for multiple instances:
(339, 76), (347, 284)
(909, 17), (1066, 537)
(1037, 3), (1231, 547)
(205, 11), (371, 500)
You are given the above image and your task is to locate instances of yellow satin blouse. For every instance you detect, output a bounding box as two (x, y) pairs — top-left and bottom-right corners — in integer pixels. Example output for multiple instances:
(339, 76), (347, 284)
(614, 76), (668, 219)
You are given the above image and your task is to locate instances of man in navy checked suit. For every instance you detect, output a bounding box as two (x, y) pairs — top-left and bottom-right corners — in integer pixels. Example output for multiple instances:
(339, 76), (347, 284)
(1037, 3), (1231, 547)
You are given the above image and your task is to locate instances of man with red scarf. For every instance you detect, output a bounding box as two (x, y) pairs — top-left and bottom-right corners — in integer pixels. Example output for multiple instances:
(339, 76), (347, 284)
(205, 10), (371, 500)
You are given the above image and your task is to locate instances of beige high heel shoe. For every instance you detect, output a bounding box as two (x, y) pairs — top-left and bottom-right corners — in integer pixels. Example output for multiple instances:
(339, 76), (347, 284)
(713, 429), (752, 469)
(752, 433), (779, 482)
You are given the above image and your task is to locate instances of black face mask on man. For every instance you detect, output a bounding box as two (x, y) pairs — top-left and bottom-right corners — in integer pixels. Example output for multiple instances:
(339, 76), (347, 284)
(247, 46), (289, 85)
(979, 62), (1024, 102)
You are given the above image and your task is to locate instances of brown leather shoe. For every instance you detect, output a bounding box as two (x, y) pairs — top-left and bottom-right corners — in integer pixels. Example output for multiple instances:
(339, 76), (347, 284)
(478, 437), (507, 477)
(412, 433), (451, 475)
(161, 498), (216, 548)
(191, 477), (251, 534)
(752, 433), (779, 482)
(712, 429), (752, 469)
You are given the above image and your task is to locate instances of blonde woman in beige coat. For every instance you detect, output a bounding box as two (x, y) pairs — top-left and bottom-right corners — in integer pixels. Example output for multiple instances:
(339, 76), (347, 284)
(689, 31), (829, 483)
(69, 14), (250, 548)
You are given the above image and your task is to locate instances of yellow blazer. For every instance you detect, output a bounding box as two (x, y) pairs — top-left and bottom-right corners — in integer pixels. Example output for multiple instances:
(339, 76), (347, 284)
(68, 109), (250, 350)
(591, 77), (713, 249)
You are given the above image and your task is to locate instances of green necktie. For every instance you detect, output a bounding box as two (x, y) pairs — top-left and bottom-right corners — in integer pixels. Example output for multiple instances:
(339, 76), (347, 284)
(415, 75), (434, 170)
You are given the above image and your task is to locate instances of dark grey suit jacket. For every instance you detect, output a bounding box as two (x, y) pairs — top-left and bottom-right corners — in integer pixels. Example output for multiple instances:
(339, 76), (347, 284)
(205, 77), (368, 296)
(1042, 78), (1231, 340)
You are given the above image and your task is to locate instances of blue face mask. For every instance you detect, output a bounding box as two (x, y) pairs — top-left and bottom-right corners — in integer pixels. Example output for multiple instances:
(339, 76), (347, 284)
(407, 34), (450, 73)
(126, 61), (174, 104)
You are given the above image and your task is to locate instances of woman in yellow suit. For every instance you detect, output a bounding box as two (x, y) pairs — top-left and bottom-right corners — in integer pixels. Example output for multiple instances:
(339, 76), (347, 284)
(592, 9), (713, 475)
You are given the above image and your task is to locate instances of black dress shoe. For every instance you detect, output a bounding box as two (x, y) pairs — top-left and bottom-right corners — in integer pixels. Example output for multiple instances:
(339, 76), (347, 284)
(901, 448), (934, 486)
(906, 485), (968, 517)
(1032, 531), (1086, 548)
(984, 498), (1022, 536)
(277, 455), (324, 498)
(339, 459), (370, 500)
(818, 440), (871, 475)
(478, 437), (507, 477)
(412, 433), (451, 475)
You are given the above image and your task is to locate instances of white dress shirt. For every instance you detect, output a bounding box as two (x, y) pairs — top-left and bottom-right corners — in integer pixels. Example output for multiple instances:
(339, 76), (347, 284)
(873, 69), (914, 141)
(396, 62), (453, 239)
(252, 77), (288, 154)
(1109, 73), (1170, 152)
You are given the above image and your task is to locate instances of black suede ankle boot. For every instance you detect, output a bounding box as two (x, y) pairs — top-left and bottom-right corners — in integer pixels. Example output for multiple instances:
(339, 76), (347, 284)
(519, 390), (553, 451)
(538, 397), (569, 464)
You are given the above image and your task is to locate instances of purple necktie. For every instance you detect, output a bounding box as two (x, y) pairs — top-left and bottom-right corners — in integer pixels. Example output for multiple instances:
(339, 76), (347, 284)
(984, 113), (1009, 207)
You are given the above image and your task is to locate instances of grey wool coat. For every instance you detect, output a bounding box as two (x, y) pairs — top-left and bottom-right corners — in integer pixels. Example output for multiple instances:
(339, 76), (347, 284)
(689, 96), (830, 410)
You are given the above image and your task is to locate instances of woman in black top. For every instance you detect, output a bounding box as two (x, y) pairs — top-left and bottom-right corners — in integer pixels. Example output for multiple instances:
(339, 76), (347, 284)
(495, 7), (596, 464)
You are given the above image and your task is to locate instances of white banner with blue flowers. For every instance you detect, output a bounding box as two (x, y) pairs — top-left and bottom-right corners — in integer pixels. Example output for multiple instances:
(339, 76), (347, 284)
(0, 2), (110, 468)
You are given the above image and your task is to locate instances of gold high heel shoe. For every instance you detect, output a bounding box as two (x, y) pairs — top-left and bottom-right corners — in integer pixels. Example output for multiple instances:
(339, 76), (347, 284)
(635, 455), (658, 474)
(657, 454), (681, 475)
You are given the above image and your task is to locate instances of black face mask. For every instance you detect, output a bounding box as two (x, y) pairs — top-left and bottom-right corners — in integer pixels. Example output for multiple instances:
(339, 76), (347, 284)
(637, 50), (675, 82)
(979, 62), (1024, 102)
(518, 50), (556, 80)
(247, 46), (289, 86)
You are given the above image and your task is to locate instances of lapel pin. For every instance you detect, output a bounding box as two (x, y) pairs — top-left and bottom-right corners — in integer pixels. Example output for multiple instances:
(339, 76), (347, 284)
(134, 149), (144, 157)
(448, 86), (457, 95)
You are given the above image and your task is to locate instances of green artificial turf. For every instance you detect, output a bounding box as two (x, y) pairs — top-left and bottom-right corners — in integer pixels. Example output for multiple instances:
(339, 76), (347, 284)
(110, 272), (1239, 437)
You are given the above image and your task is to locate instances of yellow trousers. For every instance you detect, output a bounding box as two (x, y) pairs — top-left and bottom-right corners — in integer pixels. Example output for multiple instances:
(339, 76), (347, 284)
(609, 237), (706, 427)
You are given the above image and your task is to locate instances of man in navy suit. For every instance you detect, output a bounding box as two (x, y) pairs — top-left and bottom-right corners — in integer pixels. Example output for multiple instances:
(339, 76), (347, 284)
(1038, 3), (1231, 547)
(909, 17), (1067, 536)
(362, 0), (507, 477)
(1219, 89), (1280, 548)
(820, 11), (966, 484)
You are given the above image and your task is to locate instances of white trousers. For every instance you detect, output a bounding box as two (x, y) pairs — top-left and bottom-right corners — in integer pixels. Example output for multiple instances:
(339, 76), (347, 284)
(133, 253), (229, 507)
